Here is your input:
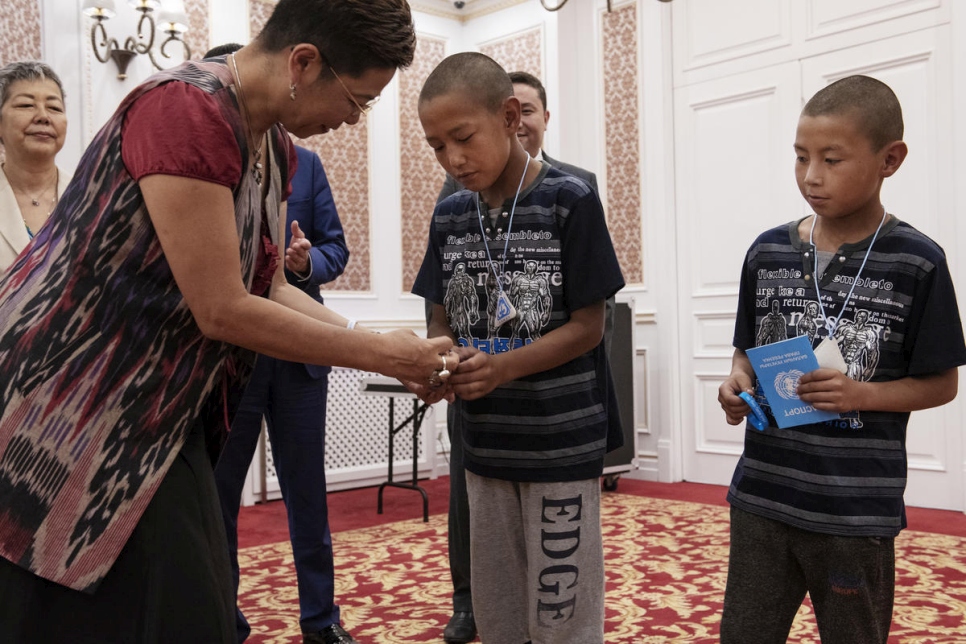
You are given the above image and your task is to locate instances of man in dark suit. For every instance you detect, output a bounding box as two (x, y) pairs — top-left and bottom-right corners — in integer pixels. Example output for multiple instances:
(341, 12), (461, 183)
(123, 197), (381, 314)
(434, 70), (609, 644)
(214, 145), (354, 644)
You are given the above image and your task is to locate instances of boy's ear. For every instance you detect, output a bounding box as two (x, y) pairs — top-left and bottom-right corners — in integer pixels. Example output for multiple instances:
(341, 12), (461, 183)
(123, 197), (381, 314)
(880, 140), (908, 178)
(503, 95), (522, 132)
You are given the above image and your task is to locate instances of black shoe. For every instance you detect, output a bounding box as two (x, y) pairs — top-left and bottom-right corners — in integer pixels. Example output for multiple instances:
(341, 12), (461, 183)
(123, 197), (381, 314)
(443, 611), (477, 643)
(303, 624), (360, 644)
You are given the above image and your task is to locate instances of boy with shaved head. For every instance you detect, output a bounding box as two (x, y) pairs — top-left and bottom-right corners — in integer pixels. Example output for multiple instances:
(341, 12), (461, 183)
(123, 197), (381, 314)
(413, 52), (624, 643)
(718, 75), (965, 642)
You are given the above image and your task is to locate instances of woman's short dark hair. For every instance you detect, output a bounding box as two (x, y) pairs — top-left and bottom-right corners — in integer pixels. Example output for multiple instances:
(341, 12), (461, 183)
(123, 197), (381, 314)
(257, 0), (416, 77)
(0, 61), (65, 108)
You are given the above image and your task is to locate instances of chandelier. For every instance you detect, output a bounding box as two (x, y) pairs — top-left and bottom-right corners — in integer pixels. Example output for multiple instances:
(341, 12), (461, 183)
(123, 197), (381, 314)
(82, 0), (192, 80)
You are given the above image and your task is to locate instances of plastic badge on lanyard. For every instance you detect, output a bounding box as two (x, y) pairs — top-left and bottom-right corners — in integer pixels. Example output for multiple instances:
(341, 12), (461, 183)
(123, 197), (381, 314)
(739, 391), (768, 431)
(494, 291), (516, 327)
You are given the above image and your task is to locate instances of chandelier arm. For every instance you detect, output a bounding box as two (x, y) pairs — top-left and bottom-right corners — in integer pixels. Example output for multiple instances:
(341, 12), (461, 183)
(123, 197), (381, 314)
(540, 0), (621, 11)
(145, 45), (163, 71)
(539, 0), (569, 11)
(89, 20), (115, 64)
(131, 11), (157, 55)
(159, 34), (192, 62)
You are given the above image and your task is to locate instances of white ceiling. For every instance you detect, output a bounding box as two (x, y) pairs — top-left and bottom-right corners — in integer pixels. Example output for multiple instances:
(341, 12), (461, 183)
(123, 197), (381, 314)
(410, 0), (530, 21)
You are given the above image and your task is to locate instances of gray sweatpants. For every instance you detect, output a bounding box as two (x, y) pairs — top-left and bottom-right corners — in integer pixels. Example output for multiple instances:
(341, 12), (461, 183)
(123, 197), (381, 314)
(465, 471), (605, 644)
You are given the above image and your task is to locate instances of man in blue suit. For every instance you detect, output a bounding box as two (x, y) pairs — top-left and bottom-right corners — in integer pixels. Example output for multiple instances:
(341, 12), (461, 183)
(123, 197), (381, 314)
(214, 144), (353, 644)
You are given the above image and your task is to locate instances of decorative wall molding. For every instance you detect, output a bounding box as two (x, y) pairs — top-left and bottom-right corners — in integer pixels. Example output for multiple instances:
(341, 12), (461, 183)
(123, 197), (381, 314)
(635, 346), (650, 436)
(804, 0), (942, 41)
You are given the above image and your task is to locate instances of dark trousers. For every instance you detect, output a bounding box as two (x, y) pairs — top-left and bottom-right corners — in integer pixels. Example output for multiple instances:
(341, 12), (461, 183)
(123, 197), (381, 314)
(447, 401), (474, 613)
(214, 356), (337, 641)
(721, 506), (895, 644)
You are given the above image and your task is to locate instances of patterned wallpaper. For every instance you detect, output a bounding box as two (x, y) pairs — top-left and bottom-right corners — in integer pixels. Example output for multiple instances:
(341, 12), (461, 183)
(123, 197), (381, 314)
(399, 35), (447, 292)
(249, 0), (371, 291)
(299, 125), (371, 292)
(249, 0), (274, 36)
(602, 3), (643, 285)
(185, 0), (211, 60)
(479, 26), (542, 79)
(0, 0), (42, 66)
(0, 0), (42, 162)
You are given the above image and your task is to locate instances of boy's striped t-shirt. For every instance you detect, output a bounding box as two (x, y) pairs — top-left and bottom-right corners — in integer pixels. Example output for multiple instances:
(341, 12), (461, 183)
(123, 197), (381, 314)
(729, 217), (966, 537)
(413, 164), (625, 483)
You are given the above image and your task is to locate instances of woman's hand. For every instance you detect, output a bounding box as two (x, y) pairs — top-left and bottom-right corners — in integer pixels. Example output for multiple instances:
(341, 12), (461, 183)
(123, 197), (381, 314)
(375, 331), (459, 388)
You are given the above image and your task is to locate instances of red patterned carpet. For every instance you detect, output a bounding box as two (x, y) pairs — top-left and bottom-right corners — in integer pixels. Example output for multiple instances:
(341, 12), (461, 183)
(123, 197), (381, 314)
(237, 478), (966, 643)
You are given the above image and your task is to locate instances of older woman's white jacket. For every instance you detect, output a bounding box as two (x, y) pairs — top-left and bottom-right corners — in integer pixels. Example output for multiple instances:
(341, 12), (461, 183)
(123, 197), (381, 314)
(0, 166), (72, 271)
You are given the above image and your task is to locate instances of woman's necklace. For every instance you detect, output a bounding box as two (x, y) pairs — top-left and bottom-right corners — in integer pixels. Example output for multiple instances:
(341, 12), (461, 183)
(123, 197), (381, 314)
(2, 164), (58, 238)
(229, 53), (264, 185)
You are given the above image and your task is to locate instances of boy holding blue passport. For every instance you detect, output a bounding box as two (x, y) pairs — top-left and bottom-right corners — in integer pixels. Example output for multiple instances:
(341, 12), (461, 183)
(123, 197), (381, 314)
(717, 75), (966, 642)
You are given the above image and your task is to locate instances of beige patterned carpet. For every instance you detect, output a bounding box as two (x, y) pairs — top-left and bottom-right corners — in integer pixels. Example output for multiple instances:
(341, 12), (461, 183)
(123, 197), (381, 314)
(239, 493), (966, 643)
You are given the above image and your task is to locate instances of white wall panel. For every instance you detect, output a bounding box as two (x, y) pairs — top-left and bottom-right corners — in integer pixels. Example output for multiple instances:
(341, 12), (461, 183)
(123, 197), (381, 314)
(804, 0), (944, 41)
(675, 63), (803, 300)
(675, 62), (802, 485)
(673, 0), (794, 85)
(674, 0), (791, 72)
(694, 312), (741, 358)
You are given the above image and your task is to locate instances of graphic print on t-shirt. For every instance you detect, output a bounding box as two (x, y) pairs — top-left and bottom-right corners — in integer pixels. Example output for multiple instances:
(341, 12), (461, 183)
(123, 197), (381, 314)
(796, 301), (821, 343)
(756, 297), (888, 429)
(440, 230), (562, 355)
(756, 299), (789, 346)
(507, 260), (552, 343)
(833, 309), (881, 382)
(443, 263), (481, 338)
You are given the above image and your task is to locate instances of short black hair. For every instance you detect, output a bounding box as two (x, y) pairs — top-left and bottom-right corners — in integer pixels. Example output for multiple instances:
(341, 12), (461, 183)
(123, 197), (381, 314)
(802, 75), (903, 151)
(204, 43), (242, 58)
(508, 71), (546, 112)
(419, 52), (512, 114)
(256, 0), (416, 77)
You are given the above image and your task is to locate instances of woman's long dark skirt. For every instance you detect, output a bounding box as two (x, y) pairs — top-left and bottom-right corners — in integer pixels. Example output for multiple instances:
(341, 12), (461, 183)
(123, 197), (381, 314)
(0, 419), (236, 643)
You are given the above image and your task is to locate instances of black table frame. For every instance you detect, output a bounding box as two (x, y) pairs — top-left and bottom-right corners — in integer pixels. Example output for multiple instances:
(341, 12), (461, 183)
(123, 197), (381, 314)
(370, 388), (431, 523)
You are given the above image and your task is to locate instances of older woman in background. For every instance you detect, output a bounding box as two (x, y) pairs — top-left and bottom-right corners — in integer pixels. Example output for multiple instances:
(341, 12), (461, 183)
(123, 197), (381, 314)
(0, 61), (71, 269)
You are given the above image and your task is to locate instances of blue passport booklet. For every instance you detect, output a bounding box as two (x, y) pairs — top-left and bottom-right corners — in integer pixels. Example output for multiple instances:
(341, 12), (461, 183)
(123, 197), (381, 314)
(745, 335), (840, 428)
